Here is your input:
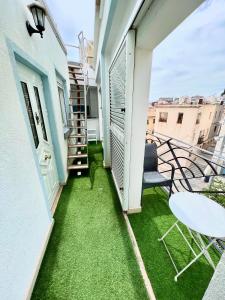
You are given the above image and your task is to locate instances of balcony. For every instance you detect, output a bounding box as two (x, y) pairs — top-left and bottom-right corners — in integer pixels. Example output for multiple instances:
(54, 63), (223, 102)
(129, 187), (220, 299)
(31, 142), (148, 300)
(32, 139), (225, 299)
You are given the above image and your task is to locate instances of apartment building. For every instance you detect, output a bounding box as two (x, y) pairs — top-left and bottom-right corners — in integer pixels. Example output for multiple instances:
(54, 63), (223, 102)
(146, 105), (156, 134)
(149, 102), (224, 147)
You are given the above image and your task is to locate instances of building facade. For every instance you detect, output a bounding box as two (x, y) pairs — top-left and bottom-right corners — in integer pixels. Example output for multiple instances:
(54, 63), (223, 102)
(152, 103), (224, 147)
(0, 0), (70, 298)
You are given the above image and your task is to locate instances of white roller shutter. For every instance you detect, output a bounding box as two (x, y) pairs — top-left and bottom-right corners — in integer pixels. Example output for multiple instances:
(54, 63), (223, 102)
(109, 31), (135, 210)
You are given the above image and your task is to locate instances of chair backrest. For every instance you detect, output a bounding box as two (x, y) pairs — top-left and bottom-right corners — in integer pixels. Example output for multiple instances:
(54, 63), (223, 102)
(143, 142), (158, 172)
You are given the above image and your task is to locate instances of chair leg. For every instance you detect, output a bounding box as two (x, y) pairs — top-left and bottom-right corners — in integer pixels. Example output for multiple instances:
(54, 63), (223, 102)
(141, 186), (144, 206)
(169, 184), (172, 198)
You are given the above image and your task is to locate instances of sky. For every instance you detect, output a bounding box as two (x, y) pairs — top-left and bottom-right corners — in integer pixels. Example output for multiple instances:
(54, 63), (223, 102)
(45, 0), (95, 61)
(150, 0), (225, 101)
(45, 0), (225, 101)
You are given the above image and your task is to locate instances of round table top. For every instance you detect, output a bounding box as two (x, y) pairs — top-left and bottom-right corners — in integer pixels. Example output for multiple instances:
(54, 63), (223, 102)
(169, 192), (225, 238)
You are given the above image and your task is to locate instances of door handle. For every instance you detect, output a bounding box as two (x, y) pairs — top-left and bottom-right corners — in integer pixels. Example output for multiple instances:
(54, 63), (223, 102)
(35, 113), (40, 125)
(44, 154), (51, 160)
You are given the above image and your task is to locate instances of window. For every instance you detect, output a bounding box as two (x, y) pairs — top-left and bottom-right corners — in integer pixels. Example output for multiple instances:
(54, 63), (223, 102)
(196, 112), (201, 124)
(159, 112), (168, 123)
(21, 82), (39, 148)
(177, 113), (183, 124)
(214, 125), (217, 133)
(153, 118), (155, 124)
(34, 86), (48, 141)
(87, 86), (99, 119)
(57, 85), (67, 126)
(147, 119), (149, 125)
(197, 130), (204, 144)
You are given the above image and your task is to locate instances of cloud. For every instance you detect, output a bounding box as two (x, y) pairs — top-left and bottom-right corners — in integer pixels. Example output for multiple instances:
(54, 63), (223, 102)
(150, 0), (225, 101)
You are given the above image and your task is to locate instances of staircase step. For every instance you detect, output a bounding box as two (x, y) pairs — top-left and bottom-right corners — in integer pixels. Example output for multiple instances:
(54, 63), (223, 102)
(68, 126), (86, 130)
(69, 71), (83, 74)
(68, 144), (87, 148)
(69, 103), (85, 107)
(68, 119), (85, 122)
(68, 154), (88, 158)
(70, 111), (85, 114)
(68, 65), (82, 69)
(71, 84), (85, 87)
(68, 164), (88, 170)
(71, 78), (84, 81)
(69, 134), (86, 138)
(70, 97), (85, 99)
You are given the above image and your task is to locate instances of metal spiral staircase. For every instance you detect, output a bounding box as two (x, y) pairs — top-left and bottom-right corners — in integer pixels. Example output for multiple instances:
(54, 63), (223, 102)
(67, 32), (89, 174)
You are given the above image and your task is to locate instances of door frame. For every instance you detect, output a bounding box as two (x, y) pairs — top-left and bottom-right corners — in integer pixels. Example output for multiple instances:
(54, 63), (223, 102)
(7, 39), (65, 216)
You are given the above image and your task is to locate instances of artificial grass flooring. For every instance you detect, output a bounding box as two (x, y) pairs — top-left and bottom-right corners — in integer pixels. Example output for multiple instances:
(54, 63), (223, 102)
(129, 187), (220, 300)
(32, 143), (148, 300)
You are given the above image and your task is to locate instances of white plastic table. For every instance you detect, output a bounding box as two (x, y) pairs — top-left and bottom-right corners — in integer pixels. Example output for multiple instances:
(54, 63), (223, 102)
(158, 192), (225, 281)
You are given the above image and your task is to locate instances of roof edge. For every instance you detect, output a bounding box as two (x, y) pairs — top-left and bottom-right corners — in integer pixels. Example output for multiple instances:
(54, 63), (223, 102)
(40, 0), (67, 55)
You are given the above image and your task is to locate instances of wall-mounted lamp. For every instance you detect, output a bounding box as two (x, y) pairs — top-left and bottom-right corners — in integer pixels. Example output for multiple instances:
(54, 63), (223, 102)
(26, 2), (46, 38)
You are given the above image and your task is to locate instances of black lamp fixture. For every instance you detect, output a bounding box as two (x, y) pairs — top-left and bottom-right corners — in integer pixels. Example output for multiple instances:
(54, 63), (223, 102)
(26, 2), (46, 38)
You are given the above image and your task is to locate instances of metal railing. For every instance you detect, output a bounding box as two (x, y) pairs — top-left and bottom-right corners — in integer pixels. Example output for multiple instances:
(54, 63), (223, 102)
(146, 131), (225, 253)
(146, 131), (225, 194)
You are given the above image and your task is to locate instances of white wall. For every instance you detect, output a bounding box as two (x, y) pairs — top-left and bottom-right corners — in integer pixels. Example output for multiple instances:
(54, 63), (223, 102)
(0, 0), (69, 298)
(95, 0), (204, 211)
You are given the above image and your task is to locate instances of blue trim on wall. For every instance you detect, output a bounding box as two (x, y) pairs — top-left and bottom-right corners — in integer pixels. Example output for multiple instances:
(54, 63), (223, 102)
(55, 68), (71, 138)
(6, 39), (66, 218)
(6, 39), (52, 220)
(55, 68), (70, 118)
(8, 40), (66, 184)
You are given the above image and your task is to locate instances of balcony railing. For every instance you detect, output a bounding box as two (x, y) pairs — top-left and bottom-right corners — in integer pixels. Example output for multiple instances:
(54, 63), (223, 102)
(146, 131), (225, 253)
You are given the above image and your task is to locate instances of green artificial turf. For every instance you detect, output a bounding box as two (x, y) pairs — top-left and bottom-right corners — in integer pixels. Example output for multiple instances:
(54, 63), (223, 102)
(32, 142), (148, 300)
(128, 187), (220, 300)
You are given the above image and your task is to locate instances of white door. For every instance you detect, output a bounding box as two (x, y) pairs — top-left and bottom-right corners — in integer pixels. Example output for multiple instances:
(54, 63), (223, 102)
(17, 61), (59, 208)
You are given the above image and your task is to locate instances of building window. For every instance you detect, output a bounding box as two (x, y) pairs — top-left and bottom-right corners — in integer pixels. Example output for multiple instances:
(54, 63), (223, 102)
(177, 113), (183, 124)
(57, 85), (67, 126)
(153, 118), (155, 124)
(214, 125), (217, 133)
(21, 82), (39, 148)
(159, 112), (168, 123)
(196, 112), (201, 124)
(147, 120), (149, 125)
(197, 130), (204, 144)
(34, 86), (48, 141)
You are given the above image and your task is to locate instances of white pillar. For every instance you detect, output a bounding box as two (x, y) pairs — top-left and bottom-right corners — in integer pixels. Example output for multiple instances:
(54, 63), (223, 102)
(100, 55), (111, 166)
(127, 48), (152, 213)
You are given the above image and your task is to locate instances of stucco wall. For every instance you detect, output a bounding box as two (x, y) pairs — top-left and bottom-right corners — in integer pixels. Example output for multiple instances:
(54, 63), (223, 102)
(154, 104), (224, 145)
(0, 0), (69, 298)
